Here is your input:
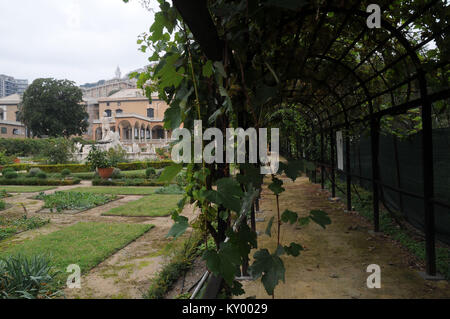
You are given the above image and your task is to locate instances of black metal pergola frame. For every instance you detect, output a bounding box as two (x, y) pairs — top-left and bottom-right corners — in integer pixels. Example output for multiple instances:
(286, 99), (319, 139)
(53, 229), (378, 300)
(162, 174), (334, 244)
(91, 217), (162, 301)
(173, 0), (450, 277)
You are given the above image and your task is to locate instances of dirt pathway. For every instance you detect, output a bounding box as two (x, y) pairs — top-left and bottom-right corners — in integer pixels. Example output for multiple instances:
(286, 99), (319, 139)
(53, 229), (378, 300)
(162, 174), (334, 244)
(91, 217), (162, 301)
(240, 176), (450, 299)
(64, 204), (197, 299)
(1, 182), (198, 299)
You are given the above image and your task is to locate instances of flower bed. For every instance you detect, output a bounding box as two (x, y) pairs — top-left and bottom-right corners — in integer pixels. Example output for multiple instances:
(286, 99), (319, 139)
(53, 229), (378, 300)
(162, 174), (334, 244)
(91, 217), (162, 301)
(0, 215), (50, 241)
(35, 191), (118, 213)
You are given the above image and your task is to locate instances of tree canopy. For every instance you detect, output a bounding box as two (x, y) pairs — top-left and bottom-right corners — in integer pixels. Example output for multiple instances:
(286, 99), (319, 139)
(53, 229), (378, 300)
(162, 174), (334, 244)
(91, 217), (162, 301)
(19, 78), (88, 138)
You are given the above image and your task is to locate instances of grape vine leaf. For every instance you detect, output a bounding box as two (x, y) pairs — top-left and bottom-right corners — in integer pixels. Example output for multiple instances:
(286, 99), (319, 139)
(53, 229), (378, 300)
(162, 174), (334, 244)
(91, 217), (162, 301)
(281, 209), (298, 224)
(166, 215), (188, 239)
(309, 210), (331, 229)
(265, 216), (274, 237)
(250, 249), (285, 296)
(158, 164), (183, 182)
(283, 243), (304, 257)
(268, 177), (284, 195)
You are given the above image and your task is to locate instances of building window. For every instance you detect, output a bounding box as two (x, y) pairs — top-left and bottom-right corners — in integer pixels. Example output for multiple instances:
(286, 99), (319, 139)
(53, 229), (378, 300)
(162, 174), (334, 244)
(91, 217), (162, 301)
(116, 109), (123, 114)
(147, 108), (154, 118)
(0, 110), (4, 121)
(1, 127), (6, 134)
(15, 111), (19, 122)
(13, 129), (20, 135)
(117, 102), (121, 106)
(105, 109), (112, 117)
(106, 102), (110, 106)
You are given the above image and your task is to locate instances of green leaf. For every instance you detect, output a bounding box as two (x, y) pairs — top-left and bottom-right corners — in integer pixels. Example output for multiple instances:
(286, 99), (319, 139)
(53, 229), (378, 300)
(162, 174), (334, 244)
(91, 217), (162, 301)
(166, 215), (188, 239)
(309, 210), (331, 229)
(283, 160), (304, 181)
(283, 243), (303, 257)
(158, 164), (183, 182)
(265, 216), (274, 237)
(250, 249), (285, 296)
(236, 164), (264, 189)
(265, 0), (308, 10)
(298, 217), (311, 226)
(202, 60), (214, 77)
(163, 101), (182, 130)
(268, 177), (285, 195)
(281, 209), (298, 224)
(213, 61), (227, 78)
(204, 241), (241, 285)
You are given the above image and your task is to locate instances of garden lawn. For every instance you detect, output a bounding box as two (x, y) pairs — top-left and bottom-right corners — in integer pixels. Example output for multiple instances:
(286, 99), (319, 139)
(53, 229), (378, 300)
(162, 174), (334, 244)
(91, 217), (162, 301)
(0, 222), (153, 278)
(102, 194), (183, 217)
(0, 186), (56, 193)
(64, 186), (157, 195)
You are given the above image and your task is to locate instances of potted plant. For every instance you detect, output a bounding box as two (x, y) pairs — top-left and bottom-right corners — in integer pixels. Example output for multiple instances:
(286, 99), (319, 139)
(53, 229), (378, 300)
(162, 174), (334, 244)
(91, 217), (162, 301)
(86, 147), (114, 179)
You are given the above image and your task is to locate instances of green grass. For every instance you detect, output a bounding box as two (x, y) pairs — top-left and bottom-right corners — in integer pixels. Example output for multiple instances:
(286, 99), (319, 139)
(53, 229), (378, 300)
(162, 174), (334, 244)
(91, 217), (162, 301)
(102, 194), (183, 217)
(64, 186), (158, 195)
(0, 222), (153, 282)
(0, 186), (57, 193)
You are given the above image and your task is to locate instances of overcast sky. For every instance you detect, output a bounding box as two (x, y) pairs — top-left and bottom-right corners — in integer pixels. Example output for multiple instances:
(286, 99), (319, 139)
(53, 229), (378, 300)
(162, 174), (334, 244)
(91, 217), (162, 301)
(0, 0), (156, 85)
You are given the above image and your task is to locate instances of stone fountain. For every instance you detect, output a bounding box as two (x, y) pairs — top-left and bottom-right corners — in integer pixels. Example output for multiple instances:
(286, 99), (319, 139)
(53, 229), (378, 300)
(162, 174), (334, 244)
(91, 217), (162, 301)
(73, 112), (160, 163)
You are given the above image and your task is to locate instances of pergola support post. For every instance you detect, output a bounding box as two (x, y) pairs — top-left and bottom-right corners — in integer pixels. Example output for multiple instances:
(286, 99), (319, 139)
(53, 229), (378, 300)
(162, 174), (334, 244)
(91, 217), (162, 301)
(421, 98), (436, 276)
(320, 131), (325, 190)
(370, 118), (380, 232)
(330, 129), (336, 198)
(345, 129), (352, 212)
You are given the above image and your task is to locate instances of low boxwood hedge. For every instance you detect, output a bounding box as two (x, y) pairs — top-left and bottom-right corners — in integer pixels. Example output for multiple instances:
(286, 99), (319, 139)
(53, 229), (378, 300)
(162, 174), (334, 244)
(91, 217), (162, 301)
(0, 177), (81, 186)
(2, 160), (173, 173)
(92, 179), (167, 187)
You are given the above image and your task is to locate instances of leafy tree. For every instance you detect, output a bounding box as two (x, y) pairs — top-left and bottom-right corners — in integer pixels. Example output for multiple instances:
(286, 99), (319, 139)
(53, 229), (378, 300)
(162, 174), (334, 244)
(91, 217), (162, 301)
(19, 78), (88, 137)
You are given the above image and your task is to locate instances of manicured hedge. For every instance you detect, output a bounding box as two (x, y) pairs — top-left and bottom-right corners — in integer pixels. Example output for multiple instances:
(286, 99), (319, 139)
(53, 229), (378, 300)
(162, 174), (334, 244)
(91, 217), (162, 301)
(92, 179), (166, 187)
(2, 160), (174, 173)
(116, 160), (173, 171)
(0, 178), (81, 186)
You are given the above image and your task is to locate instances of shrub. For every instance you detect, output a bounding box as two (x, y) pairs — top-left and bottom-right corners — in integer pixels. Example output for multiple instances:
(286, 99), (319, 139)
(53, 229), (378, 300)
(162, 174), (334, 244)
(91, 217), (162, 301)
(0, 200), (5, 210)
(36, 172), (47, 179)
(154, 184), (184, 195)
(27, 167), (43, 177)
(60, 169), (71, 177)
(111, 168), (122, 179)
(41, 138), (75, 164)
(0, 254), (60, 299)
(2, 167), (15, 175)
(107, 146), (128, 166)
(4, 171), (18, 179)
(0, 150), (13, 166)
(92, 179), (166, 187)
(146, 167), (156, 179)
(0, 177), (81, 186)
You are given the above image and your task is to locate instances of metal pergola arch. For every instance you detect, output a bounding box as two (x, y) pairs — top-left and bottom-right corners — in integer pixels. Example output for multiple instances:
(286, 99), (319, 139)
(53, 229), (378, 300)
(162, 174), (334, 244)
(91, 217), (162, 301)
(173, 0), (450, 277)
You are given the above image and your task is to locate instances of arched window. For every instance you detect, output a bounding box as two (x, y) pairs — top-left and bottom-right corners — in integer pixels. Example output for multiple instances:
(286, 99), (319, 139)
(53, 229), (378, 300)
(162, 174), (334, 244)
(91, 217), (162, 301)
(105, 109), (112, 117)
(147, 108), (154, 118)
(116, 109), (123, 114)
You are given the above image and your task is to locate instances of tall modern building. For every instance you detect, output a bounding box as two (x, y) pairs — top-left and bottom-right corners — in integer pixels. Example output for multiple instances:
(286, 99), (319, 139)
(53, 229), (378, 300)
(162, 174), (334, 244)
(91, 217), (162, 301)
(0, 74), (29, 97)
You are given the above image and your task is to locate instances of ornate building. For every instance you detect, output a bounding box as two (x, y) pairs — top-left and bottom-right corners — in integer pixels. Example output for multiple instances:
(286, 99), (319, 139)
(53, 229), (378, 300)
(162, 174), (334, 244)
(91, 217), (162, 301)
(89, 88), (171, 149)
